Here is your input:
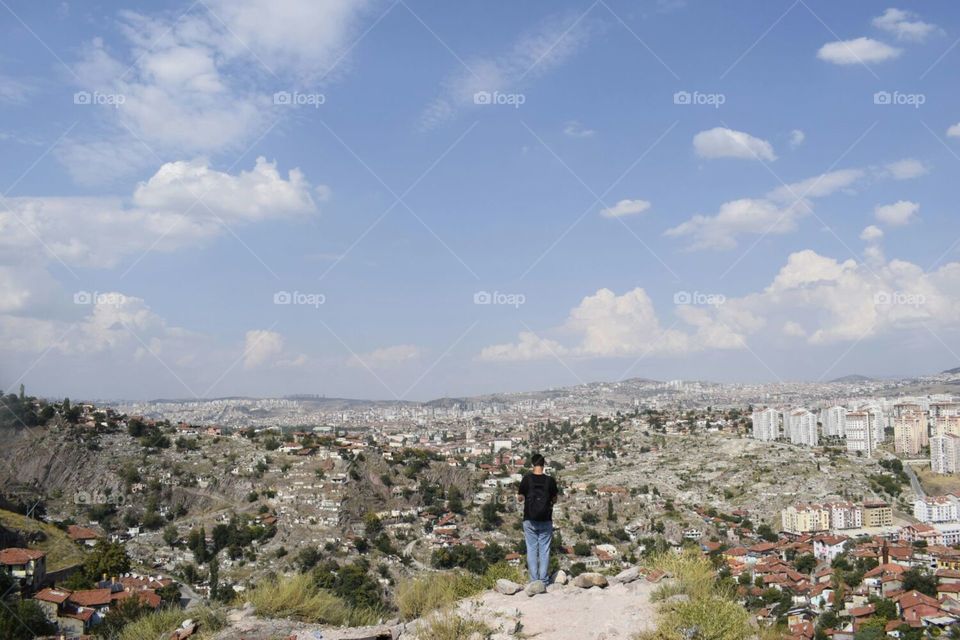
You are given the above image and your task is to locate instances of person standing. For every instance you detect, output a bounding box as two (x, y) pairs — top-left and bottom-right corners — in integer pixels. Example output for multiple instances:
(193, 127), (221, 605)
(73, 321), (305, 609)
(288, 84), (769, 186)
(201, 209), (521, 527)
(517, 454), (559, 586)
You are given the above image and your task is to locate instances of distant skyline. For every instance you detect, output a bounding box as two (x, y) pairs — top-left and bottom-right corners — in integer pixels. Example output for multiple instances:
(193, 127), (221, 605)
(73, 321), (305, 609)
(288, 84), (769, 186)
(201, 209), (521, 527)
(2, 1), (960, 401)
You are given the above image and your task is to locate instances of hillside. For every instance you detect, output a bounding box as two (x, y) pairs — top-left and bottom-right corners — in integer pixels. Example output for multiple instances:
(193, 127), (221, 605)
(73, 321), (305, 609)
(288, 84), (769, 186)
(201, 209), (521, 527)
(0, 508), (85, 571)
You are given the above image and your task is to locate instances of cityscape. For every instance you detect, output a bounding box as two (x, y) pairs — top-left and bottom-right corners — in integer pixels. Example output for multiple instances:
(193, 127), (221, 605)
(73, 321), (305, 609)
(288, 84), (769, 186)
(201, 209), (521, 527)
(3, 1), (960, 640)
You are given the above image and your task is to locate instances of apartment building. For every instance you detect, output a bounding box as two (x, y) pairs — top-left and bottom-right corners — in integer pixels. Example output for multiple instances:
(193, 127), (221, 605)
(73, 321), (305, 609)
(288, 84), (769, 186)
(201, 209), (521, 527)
(914, 495), (960, 523)
(931, 433), (960, 474)
(751, 408), (781, 442)
(786, 409), (819, 447)
(824, 502), (863, 530)
(822, 406), (847, 438)
(862, 501), (893, 528)
(781, 504), (830, 534)
(846, 411), (876, 458)
(893, 412), (928, 456)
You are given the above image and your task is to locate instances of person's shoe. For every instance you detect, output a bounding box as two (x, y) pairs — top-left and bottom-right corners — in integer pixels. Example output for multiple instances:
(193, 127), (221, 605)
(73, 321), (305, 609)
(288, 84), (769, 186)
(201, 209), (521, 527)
(525, 580), (546, 597)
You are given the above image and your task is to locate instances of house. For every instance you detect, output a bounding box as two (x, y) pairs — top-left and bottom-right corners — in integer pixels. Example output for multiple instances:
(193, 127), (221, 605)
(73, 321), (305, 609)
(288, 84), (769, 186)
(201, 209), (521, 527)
(813, 535), (847, 561)
(67, 524), (102, 547)
(0, 547), (46, 589)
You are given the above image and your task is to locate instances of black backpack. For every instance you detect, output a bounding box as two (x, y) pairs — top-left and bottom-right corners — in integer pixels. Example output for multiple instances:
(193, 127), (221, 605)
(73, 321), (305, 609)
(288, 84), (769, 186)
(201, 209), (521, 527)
(526, 475), (551, 521)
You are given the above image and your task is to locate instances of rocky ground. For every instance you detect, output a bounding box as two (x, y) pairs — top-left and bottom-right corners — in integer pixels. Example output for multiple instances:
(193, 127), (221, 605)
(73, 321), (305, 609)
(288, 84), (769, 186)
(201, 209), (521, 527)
(202, 569), (659, 640)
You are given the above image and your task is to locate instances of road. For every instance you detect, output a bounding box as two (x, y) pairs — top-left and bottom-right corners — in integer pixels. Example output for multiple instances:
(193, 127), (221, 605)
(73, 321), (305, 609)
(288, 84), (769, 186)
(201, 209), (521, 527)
(402, 538), (429, 571)
(902, 461), (926, 498)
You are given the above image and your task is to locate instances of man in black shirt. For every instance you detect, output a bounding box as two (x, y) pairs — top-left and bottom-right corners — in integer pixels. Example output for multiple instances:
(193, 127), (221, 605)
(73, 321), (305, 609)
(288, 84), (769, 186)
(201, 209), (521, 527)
(517, 454), (559, 586)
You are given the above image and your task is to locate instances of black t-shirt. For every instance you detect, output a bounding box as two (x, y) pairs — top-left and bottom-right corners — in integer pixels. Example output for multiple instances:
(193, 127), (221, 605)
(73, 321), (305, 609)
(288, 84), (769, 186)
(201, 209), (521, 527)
(518, 473), (559, 522)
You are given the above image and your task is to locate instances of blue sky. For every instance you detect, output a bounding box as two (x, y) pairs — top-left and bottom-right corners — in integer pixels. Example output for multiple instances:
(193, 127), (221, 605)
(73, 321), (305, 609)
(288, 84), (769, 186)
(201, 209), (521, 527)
(2, 0), (960, 401)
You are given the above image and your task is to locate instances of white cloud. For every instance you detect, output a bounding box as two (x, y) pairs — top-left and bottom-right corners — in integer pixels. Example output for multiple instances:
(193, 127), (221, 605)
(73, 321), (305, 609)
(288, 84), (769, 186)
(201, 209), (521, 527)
(788, 129), (805, 149)
(860, 225), (884, 242)
(1, 157), (321, 269)
(58, 1), (374, 184)
(600, 199), (651, 218)
(480, 250), (960, 361)
(873, 8), (941, 42)
(0, 75), (33, 104)
(767, 168), (865, 203)
(948, 123), (960, 138)
(563, 121), (595, 138)
(420, 12), (591, 129)
(817, 37), (901, 65)
(693, 127), (776, 161)
(348, 344), (421, 369)
(243, 330), (285, 369)
(875, 200), (919, 226)
(883, 158), (928, 180)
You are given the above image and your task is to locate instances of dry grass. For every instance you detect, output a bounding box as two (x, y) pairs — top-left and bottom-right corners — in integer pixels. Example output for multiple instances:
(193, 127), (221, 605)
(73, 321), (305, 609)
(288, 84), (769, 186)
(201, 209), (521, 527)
(0, 508), (87, 571)
(414, 610), (492, 640)
(637, 551), (752, 640)
(915, 466), (960, 495)
(117, 605), (225, 640)
(396, 563), (522, 621)
(242, 573), (379, 627)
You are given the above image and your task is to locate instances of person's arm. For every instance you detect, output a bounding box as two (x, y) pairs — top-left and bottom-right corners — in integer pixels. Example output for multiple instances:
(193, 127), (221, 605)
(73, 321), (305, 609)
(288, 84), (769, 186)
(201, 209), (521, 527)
(517, 476), (527, 503)
(550, 477), (559, 504)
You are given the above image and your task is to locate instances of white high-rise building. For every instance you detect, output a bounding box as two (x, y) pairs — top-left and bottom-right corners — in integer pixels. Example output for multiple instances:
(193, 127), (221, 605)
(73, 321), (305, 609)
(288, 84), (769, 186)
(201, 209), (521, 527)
(864, 405), (887, 443)
(846, 411), (875, 458)
(822, 406), (847, 438)
(786, 409), (818, 447)
(751, 408), (781, 442)
(914, 496), (960, 522)
(931, 434), (960, 474)
(934, 415), (960, 438)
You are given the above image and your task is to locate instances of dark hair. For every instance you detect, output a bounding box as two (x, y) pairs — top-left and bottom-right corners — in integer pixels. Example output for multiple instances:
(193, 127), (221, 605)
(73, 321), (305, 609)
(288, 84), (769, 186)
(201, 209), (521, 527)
(531, 454), (546, 468)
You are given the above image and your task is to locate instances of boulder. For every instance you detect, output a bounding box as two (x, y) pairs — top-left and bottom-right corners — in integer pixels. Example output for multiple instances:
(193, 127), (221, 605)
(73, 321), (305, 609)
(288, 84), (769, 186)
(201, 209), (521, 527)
(495, 579), (523, 595)
(525, 580), (546, 597)
(572, 573), (609, 589)
(614, 567), (641, 584)
(553, 570), (569, 585)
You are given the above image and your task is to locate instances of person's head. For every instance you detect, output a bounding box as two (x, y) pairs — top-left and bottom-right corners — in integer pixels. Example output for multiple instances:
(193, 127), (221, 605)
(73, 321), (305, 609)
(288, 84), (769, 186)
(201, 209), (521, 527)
(531, 453), (546, 470)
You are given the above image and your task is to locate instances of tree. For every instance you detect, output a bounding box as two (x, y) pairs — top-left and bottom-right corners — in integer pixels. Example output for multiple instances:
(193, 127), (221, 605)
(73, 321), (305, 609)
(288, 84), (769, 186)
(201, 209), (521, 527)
(481, 501), (502, 530)
(606, 498), (616, 522)
(574, 542), (592, 556)
(0, 600), (57, 639)
(794, 553), (816, 574)
(447, 486), (464, 514)
(208, 555), (219, 601)
(163, 524), (179, 547)
(901, 568), (936, 597)
(80, 540), (131, 586)
(364, 512), (383, 536)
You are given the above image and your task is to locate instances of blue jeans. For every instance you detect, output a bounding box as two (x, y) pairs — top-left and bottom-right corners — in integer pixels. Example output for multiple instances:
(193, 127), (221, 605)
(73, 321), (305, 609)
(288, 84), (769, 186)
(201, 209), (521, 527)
(523, 519), (553, 583)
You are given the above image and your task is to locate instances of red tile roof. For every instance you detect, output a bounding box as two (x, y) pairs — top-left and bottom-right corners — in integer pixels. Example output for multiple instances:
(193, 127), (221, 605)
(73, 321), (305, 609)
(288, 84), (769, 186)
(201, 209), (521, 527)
(68, 589), (112, 607)
(0, 548), (45, 565)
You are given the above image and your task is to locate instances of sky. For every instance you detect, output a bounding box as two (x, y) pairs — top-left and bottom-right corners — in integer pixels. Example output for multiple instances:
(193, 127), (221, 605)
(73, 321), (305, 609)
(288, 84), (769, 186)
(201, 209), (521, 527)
(1, 0), (960, 401)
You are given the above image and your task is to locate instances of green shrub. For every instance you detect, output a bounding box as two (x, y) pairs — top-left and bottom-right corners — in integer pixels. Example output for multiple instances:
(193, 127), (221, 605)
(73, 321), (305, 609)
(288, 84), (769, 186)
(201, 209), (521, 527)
(243, 573), (378, 626)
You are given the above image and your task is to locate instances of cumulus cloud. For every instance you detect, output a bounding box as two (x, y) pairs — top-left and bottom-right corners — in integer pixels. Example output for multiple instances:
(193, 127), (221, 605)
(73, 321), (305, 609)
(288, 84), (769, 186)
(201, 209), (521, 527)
(480, 250), (960, 361)
(348, 344), (421, 369)
(693, 127), (776, 161)
(860, 225), (884, 242)
(58, 0), (374, 184)
(948, 123), (960, 138)
(1, 157), (321, 269)
(243, 330), (285, 369)
(817, 37), (901, 65)
(600, 199), (651, 218)
(875, 200), (920, 226)
(883, 158), (928, 180)
(873, 8), (941, 42)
